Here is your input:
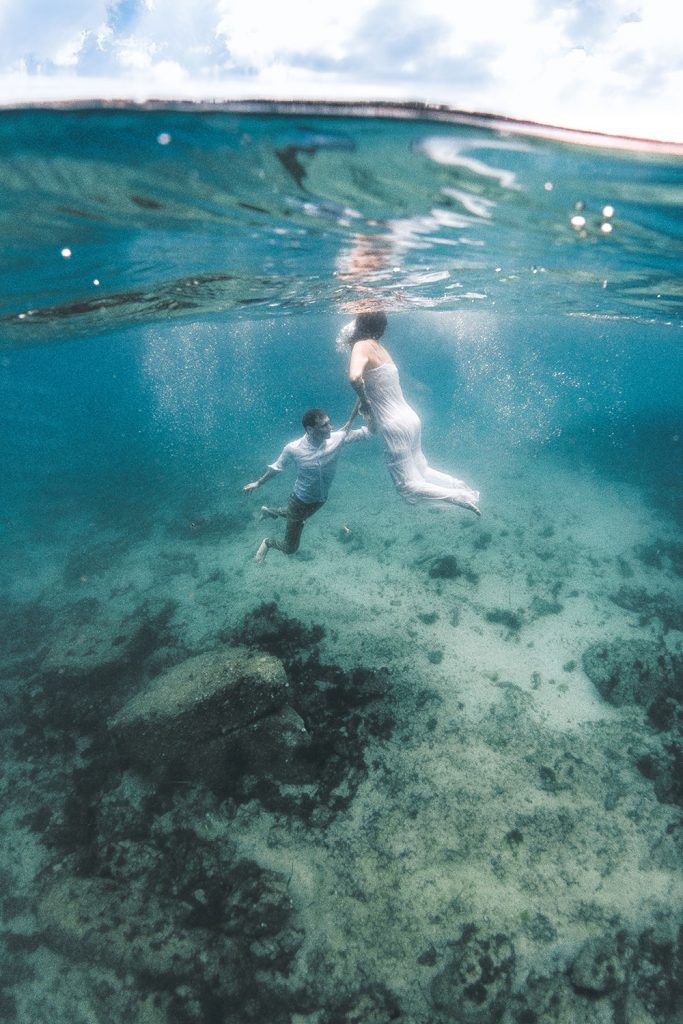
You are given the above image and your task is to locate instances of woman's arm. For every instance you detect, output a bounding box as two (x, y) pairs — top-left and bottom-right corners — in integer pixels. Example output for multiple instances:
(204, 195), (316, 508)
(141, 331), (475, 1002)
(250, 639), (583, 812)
(348, 340), (369, 383)
(348, 341), (371, 412)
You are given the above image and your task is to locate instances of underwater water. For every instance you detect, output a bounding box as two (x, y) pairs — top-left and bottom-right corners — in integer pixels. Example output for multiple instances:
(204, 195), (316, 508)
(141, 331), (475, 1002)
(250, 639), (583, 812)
(0, 103), (682, 1023)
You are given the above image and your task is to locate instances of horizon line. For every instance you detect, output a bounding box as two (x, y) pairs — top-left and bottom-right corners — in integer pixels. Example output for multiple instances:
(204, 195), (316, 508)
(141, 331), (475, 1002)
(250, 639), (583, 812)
(1, 97), (682, 156)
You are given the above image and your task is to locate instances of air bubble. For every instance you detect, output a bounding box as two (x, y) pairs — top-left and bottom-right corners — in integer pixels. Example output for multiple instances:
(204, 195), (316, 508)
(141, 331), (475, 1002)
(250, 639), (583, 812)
(61, 247), (72, 258)
(157, 133), (172, 145)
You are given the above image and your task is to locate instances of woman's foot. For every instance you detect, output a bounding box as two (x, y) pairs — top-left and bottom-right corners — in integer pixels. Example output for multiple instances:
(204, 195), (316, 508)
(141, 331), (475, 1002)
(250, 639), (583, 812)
(254, 538), (269, 562)
(451, 497), (481, 516)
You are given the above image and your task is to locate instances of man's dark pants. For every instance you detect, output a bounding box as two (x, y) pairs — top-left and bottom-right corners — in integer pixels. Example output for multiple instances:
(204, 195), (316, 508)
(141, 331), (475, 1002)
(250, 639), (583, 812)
(264, 494), (324, 554)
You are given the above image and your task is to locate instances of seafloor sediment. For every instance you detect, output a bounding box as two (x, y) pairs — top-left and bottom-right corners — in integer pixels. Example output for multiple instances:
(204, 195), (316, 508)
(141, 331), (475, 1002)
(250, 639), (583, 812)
(1, 452), (682, 1023)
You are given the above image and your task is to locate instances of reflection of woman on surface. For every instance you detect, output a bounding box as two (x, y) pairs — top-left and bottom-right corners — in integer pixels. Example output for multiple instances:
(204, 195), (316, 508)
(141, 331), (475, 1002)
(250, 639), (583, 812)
(338, 312), (481, 515)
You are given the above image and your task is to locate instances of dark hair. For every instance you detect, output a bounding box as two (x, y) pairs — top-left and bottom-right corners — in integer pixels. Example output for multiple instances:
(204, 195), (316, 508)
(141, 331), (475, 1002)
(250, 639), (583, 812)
(302, 407), (327, 429)
(352, 311), (387, 341)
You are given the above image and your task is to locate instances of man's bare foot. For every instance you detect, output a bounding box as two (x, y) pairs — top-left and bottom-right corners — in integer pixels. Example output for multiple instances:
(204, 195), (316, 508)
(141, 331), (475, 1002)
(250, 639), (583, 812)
(255, 539), (269, 562)
(259, 506), (278, 521)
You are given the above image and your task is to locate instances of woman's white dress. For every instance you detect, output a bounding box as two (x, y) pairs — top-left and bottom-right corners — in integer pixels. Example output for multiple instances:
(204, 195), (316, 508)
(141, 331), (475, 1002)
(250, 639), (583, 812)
(363, 362), (479, 510)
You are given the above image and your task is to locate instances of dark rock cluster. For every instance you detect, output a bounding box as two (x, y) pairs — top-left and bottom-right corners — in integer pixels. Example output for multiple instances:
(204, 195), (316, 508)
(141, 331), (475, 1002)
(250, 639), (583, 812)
(582, 639), (683, 809)
(582, 640), (682, 720)
(36, 852), (306, 1023)
(4, 599), (401, 1022)
(424, 922), (682, 1024)
(430, 926), (515, 1023)
(506, 923), (683, 1024)
(4, 584), (683, 1023)
(425, 554), (479, 584)
(610, 587), (683, 633)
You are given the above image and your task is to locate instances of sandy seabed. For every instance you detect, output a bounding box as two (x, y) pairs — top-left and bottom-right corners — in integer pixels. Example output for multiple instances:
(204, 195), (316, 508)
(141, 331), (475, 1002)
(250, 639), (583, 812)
(1, 446), (682, 1023)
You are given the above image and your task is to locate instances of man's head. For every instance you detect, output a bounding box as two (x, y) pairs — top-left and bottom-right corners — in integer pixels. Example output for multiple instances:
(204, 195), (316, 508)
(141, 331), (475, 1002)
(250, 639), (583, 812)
(302, 407), (331, 442)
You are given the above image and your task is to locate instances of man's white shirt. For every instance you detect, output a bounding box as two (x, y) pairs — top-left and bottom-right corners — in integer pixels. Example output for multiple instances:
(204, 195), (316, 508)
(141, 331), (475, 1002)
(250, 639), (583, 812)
(268, 427), (370, 503)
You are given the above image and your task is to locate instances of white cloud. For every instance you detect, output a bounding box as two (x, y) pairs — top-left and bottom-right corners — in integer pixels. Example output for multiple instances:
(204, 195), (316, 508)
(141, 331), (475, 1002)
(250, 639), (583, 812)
(215, 1), (368, 68)
(0, 0), (680, 142)
(0, 0), (106, 64)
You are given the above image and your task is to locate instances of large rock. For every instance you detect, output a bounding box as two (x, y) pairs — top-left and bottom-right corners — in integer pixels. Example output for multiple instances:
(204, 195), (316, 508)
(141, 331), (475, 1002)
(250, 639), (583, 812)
(109, 647), (287, 756)
(108, 646), (312, 789)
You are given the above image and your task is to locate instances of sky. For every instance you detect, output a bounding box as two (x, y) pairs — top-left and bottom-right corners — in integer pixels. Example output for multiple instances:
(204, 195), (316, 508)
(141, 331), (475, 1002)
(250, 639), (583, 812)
(1, 0), (682, 143)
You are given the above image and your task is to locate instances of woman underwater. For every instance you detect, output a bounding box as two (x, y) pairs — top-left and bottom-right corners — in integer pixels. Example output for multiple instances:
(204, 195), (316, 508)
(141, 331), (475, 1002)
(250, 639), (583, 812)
(338, 312), (481, 515)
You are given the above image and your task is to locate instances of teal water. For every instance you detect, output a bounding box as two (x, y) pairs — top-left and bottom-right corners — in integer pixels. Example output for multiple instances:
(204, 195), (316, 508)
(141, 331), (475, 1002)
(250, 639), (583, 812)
(1, 105), (682, 1023)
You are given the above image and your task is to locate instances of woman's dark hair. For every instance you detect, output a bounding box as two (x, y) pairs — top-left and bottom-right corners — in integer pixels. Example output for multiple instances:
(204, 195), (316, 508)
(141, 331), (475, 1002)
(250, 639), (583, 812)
(302, 407), (327, 429)
(352, 311), (387, 340)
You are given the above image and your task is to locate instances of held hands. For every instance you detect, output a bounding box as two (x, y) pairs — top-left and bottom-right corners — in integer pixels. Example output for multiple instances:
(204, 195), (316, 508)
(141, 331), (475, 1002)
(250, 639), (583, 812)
(342, 398), (362, 434)
(342, 398), (376, 436)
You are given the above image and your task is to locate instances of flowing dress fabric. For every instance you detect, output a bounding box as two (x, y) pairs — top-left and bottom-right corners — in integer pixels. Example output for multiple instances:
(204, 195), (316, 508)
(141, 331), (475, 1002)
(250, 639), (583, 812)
(363, 363), (480, 509)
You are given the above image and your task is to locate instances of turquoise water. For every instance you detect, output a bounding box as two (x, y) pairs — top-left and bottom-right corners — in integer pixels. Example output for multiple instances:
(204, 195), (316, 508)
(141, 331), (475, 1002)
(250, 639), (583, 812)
(1, 105), (682, 1023)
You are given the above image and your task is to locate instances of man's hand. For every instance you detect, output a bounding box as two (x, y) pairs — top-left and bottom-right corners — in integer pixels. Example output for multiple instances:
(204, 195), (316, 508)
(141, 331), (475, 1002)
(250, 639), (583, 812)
(244, 467), (276, 492)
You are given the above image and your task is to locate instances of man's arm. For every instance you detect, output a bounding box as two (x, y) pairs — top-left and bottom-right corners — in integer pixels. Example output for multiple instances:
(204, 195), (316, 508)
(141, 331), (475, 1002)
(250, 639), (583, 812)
(244, 442), (292, 492)
(243, 466), (277, 493)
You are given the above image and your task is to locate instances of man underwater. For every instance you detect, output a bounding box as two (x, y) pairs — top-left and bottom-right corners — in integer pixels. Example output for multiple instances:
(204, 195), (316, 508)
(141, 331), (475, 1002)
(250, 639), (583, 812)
(243, 403), (370, 561)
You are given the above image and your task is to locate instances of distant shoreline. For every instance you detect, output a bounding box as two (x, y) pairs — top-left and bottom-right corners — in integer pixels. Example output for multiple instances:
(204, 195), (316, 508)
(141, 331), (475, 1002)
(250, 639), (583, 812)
(1, 97), (682, 155)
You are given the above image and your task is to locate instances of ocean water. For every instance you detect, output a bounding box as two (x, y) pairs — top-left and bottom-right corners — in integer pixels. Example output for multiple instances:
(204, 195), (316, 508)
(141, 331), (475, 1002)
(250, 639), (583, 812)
(1, 104), (682, 1023)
